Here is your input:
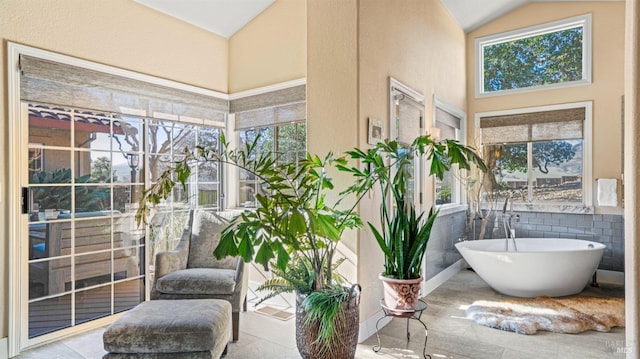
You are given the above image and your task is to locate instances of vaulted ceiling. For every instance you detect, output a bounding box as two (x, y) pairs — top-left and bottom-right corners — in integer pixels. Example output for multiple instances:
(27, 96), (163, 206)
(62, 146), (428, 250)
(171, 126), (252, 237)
(134, 0), (621, 38)
(134, 0), (276, 38)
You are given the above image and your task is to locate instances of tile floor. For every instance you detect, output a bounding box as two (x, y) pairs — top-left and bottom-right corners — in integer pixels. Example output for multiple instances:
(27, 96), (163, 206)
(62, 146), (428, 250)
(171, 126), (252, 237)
(16, 269), (626, 358)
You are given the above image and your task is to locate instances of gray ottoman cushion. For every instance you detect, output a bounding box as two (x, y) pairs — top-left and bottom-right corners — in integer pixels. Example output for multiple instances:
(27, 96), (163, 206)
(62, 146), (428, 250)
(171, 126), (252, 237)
(103, 299), (231, 357)
(104, 352), (213, 359)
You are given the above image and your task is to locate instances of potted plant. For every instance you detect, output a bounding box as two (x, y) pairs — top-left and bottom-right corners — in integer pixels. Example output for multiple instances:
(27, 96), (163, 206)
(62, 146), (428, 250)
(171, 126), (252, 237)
(339, 135), (486, 312)
(31, 168), (110, 214)
(136, 133), (485, 356)
(137, 136), (364, 359)
(460, 141), (500, 241)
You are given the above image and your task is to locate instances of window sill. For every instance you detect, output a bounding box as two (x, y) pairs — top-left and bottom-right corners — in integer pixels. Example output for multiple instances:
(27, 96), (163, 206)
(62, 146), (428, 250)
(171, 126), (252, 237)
(435, 204), (467, 216)
(499, 202), (594, 214)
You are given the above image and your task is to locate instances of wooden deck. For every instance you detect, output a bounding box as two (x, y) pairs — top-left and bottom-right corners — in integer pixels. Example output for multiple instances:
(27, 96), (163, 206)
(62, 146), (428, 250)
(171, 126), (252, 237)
(29, 278), (144, 338)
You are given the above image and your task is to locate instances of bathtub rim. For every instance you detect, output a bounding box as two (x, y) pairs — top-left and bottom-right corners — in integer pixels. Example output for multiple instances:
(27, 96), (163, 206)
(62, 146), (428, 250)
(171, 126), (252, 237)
(454, 237), (606, 254)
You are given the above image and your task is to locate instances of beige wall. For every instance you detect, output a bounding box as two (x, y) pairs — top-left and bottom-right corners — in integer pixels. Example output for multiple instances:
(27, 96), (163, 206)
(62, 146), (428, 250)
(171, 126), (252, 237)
(625, 0), (640, 353)
(306, 0), (467, 323)
(306, 0), (360, 298)
(466, 2), (625, 213)
(357, 0), (467, 324)
(0, 0), (229, 341)
(229, 0), (306, 92)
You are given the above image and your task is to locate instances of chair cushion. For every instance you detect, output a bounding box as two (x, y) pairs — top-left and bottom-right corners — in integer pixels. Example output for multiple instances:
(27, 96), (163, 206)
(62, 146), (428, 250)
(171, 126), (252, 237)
(188, 210), (238, 269)
(156, 268), (236, 295)
(103, 299), (231, 354)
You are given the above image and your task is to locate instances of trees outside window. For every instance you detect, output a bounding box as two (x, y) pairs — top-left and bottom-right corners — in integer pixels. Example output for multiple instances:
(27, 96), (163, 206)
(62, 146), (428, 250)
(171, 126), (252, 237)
(238, 122), (306, 207)
(477, 14), (591, 95)
(486, 140), (583, 204)
(479, 103), (590, 206)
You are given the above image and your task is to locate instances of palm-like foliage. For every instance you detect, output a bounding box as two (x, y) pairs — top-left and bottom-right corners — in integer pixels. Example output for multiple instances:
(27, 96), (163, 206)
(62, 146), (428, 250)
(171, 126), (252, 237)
(136, 134), (363, 353)
(136, 132), (485, 353)
(339, 135), (486, 279)
(137, 134), (361, 292)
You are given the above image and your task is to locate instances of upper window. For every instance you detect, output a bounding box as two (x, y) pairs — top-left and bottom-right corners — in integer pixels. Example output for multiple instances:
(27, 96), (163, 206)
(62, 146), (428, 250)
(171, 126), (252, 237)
(476, 14), (592, 96)
(478, 102), (592, 208)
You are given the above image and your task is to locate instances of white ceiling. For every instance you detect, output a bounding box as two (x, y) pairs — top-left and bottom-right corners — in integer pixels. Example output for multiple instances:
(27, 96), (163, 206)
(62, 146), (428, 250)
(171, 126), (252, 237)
(441, 0), (623, 32)
(440, 0), (528, 32)
(134, 0), (621, 38)
(134, 0), (276, 39)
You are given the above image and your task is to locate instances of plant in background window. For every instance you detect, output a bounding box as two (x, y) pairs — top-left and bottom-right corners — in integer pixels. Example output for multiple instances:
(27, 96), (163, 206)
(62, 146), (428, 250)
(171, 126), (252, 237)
(459, 143), (500, 241)
(433, 105), (463, 206)
(31, 168), (109, 212)
(436, 184), (452, 205)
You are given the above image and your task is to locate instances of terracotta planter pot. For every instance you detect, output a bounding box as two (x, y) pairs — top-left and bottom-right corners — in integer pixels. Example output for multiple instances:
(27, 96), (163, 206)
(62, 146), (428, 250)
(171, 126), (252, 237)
(379, 274), (422, 315)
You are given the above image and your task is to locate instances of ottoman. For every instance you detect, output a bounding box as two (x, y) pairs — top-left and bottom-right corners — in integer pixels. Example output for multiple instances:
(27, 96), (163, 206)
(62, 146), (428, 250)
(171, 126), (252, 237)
(103, 299), (231, 358)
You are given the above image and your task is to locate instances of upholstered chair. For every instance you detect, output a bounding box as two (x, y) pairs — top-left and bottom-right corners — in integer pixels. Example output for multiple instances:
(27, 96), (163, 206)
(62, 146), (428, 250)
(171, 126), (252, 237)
(151, 209), (248, 341)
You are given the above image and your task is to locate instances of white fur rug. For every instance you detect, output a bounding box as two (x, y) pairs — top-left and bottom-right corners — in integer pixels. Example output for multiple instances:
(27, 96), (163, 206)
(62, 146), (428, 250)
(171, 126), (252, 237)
(465, 296), (625, 335)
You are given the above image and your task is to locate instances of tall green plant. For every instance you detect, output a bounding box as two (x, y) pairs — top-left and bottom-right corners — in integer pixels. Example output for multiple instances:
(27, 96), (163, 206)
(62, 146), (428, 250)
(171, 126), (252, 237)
(136, 134), (363, 352)
(137, 136), (361, 293)
(339, 136), (486, 280)
(136, 133), (485, 352)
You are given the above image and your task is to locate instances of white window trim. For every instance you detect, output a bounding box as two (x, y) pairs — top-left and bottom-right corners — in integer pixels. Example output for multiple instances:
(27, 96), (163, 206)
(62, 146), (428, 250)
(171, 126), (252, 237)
(433, 97), (466, 212)
(475, 101), (593, 211)
(475, 14), (593, 98)
(388, 77), (425, 211)
(228, 78), (306, 100)
(230, 79), (307, 209)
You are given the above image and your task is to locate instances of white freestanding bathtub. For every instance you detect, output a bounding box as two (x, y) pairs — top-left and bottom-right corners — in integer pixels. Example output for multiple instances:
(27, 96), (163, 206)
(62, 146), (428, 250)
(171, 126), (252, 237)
(455, 238), (605, 297)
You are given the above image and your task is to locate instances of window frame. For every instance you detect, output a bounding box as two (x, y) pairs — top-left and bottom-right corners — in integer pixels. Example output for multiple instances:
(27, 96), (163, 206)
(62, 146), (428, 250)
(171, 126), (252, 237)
(475, 14), (592, 98)
(475, 101), (593, 211)
(433, 98), (466, 211)
(235, 121), (307, 208)
(389, 77), (424, 211)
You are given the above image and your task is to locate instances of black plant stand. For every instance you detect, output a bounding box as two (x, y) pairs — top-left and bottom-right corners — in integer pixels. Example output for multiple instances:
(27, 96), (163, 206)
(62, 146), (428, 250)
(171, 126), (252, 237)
(372, 299), (431, 359)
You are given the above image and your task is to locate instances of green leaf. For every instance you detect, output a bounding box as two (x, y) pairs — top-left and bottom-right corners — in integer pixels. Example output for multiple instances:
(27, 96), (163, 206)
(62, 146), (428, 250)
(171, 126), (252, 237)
(288, 208), (307, 235)
(214, 230), (239, 258)
(316, 213), (340, 241)
(255, 241), (275, 271)
(274, 242), (290, 271)
(238, 235), (255, 263)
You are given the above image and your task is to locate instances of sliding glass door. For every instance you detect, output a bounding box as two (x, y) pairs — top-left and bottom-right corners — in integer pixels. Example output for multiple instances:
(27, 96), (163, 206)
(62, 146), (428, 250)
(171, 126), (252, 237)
(24, 103), (145, 341)
(21, 101), (225, 347)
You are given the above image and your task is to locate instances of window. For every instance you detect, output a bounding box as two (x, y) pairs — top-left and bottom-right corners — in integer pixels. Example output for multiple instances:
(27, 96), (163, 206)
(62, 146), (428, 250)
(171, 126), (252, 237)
(148, 120), (222, 210)
(389, 78), (425, 206)
(478, 103), (592, 207)
(231, 83), (307, 208)
(28, 145), (44, 178)
(238, 122), (306, 207)
(476, 14), (591, 96)
(433, 101), (465, 206)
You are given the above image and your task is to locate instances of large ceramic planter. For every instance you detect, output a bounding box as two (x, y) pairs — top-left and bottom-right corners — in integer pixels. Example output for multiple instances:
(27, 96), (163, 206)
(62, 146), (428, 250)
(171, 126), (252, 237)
(379, 274), (422, 315)
(295, 285), (361, 359)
